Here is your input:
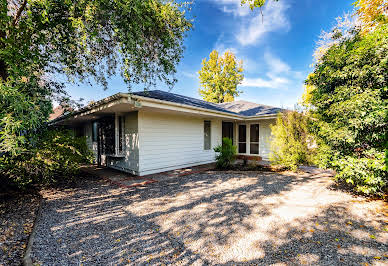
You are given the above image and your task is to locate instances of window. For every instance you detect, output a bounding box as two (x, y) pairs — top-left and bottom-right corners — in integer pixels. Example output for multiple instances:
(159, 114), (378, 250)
(204, 121), (211, 150)
(92, 121), (98, 142)
(238, 125), (246, 153)
(250, 124), (259, 154)
(118, 116), (124, 153)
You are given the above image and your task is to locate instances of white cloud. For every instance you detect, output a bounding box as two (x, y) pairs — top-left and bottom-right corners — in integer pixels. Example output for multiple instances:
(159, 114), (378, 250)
(264, 51), (290, 73)
(182, 71), (197, 79)
(214, 0), (251, 17)
(236, 1), (291, 46)
(240, 52), (303, 90)
(241, 76), (290, 88)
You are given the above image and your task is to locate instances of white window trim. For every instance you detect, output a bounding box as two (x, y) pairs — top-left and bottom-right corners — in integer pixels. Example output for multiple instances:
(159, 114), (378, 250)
(204, 120), (211, 151)
(236, 122), (261, 156)
(249, 123), (260, 155)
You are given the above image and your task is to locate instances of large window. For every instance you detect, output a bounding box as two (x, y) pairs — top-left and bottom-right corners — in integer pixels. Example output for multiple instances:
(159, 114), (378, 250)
(204, 121), (211, 150)
(238, 124), (246, 153)
(250, 124), (259, 154)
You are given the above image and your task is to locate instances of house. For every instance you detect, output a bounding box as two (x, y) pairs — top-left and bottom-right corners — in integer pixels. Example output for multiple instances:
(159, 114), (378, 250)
(51, 90), (284, 176)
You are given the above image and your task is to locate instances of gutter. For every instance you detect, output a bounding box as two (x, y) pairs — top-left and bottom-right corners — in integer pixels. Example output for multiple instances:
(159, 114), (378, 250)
(129, 94), (244, 120)
(50, 92), (282, 124)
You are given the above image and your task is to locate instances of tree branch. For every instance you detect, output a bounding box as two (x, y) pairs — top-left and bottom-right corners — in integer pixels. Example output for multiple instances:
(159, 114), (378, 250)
(12, 0), (27, 27)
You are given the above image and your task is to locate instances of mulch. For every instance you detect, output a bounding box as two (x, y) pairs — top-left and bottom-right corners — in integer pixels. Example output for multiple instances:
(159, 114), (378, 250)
(0, 190), (41, 266)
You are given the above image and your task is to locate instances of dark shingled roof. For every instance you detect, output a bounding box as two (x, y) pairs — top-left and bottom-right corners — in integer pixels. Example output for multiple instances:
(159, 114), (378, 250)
(131, 90), (239, 115)
(217, 100), (284, 116)
(131, 90), (283, 117)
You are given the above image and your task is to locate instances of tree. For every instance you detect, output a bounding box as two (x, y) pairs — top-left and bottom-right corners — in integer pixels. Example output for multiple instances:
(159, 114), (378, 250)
(354, 0), (388, 34)
(304, 24), (387, 195)
(0, 0), (192, 154)
(198, 50), (244, 103)
(269, 110), (315, 170)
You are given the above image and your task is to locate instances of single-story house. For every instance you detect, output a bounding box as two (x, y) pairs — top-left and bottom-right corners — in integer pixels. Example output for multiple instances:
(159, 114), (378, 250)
(51, 90), (284, 176)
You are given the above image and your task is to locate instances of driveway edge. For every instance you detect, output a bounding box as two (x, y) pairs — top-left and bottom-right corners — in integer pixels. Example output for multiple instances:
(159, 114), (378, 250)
(23, 197), (43, 266)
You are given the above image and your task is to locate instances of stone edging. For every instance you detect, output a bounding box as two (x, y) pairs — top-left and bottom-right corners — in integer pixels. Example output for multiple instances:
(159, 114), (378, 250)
(23, 197), (43, 266)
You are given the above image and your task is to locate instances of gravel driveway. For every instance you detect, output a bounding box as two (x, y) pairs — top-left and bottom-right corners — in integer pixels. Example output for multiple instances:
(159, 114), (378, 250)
(30, 169), (387, 265)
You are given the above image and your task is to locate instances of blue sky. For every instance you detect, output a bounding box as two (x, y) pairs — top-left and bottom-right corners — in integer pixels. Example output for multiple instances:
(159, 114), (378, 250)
(65, 0), (355, 108)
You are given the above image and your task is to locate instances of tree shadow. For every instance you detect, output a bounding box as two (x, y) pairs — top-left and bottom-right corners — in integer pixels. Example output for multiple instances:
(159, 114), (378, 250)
(30, 170), (387, 265)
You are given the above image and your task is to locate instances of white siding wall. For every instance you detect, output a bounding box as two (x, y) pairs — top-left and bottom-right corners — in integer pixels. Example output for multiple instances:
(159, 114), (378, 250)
(138, 110), (222, 176)
(107, 112), (139, 174)
(258, 119), (275, 159)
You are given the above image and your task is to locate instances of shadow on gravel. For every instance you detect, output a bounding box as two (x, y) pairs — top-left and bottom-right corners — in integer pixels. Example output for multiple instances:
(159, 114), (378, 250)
(30, 170), (387, 265)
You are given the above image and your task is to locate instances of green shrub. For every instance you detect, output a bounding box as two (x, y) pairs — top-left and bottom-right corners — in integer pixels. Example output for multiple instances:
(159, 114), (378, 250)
(304, 24), (388, 196)
(332, 151), (386, 195)
(0, 128), (93, 189)
(269, 111), (315, 170)
(214, 137), (237, 169)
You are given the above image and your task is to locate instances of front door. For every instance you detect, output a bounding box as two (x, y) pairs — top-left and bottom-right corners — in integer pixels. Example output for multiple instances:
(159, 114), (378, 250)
(97, 116), (115, 166)
(222, 122), (234, 143)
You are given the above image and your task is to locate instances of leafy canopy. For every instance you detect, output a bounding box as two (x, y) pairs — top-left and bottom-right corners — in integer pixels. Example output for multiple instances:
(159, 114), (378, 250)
(304, 22), (387, 195)
(354, 0), (388, 34)
(0, 0), (192, 154)
(198, 50), (244, 103)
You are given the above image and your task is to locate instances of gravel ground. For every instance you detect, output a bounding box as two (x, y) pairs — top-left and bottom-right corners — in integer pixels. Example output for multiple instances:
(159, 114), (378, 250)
(30, 169), (387, 265)
(0, 191), (40, 266)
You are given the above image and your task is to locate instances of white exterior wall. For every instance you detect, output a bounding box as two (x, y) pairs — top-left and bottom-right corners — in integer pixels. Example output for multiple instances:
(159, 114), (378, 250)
(138, 110), (222, 176)
(258, 119), (275, 159)
(107, 112), (139, 174)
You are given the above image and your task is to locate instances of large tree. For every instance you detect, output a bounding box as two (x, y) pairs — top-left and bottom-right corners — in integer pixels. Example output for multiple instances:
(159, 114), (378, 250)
(198, 50), (244, 103)
(0, 0), (192, 154)
(354, 0), (388, 34)
(304, 20), (387, 195)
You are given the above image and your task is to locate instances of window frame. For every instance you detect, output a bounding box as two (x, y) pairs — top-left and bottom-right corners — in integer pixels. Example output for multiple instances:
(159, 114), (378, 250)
(204, 120), (211, 150)
(250, 123), (260, 155)
(238, 124), (247, 154)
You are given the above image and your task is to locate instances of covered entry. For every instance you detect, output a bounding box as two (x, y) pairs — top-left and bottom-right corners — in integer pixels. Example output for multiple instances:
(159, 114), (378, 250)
(222, 121), (234, 142)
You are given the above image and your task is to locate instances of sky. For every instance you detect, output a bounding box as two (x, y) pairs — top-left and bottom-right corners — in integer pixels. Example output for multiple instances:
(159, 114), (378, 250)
(64, 0), (355, 109)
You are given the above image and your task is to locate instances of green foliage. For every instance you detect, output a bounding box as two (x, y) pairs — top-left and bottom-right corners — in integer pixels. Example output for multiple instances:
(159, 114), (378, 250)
(0, 128), (93, 189)
(269, 111), (315, 171)
(0, 0), (192, 154)
(332, 151), (386, 195)
(305, 24), (388, 196)
(214, 138), (237, 169)
(198, 50), (244, 103)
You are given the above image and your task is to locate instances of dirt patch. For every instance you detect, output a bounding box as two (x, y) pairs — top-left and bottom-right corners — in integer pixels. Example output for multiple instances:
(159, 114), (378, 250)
(0, 190), (41, 266)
